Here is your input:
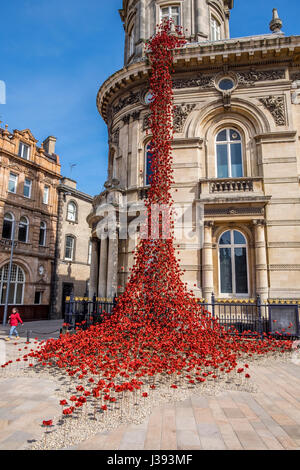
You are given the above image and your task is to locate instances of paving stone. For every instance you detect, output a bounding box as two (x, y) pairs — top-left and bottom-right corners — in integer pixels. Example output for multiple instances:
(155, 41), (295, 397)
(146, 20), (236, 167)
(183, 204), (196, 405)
(223, 407), (245, 419)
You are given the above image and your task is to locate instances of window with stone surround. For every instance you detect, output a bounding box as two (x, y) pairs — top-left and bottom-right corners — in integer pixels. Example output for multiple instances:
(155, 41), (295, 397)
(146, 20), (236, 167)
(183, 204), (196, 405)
(211, 16), (221, 41)
(160, 5), (180, 26)
(0, 263), (25, 305)
(8, 172), (18, 194)
(145, 142), (154, 186)
(67, 201), (77, 222)
(39, 221), (47, 246)
(65, 235), (75, 261)
(2, 213), (14, 240)
(18, 216), (29, 243)
(216, 129), (243, 178)
(18, 141), (30, 160)
(128, 25), (135, 57)
(218, 230), (249, 296)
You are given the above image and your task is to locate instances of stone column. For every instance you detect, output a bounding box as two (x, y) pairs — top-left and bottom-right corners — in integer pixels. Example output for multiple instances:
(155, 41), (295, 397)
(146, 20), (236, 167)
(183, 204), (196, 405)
(194, 0), (208, 40)
(202, 221), (214, 301)
(98, 237), (108, 298)
(106, 232), (119, 299)
(89, 239), (99, 298)
(254, 220), (269, 301)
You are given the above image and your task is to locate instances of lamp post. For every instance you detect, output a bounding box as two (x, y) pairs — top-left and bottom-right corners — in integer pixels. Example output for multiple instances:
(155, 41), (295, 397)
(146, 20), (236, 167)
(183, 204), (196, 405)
(2, 219), (17, 326)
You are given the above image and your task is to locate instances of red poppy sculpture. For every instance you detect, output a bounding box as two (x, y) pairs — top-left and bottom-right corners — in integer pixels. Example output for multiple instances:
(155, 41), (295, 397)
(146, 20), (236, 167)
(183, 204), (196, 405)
(16, 21), (292, 424)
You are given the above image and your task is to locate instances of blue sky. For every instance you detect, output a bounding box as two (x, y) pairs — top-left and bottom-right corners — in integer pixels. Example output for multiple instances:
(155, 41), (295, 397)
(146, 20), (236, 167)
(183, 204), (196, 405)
(0, 0), (299, 196)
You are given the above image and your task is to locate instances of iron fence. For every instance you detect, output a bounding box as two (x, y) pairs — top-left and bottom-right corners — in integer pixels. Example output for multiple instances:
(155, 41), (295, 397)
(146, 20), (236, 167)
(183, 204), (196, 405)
(64, 294), (116, 330)
(64, 293), (300, 340)
(197, 294), (300, 340)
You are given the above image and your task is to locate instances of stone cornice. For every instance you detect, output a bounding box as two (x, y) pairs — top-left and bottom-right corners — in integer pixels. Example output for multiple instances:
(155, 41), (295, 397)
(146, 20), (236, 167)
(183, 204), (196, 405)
(97, 34), (300, 123)
(0, 148), (61, 180)
(58, 184), (93, 203)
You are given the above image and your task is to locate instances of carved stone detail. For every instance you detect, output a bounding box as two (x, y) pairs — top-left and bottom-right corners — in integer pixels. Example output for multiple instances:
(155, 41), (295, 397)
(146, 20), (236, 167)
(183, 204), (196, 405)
(259, 96), (286, 126)
(143, 113), (151, 131)
(236, 70), (285, 86)
(111, 128), (119, 145)
(112, 91), (140, 116)
(122, 114), (131, 125)
(173, 104), (196, 133)
(205, 207), (264, 216)
(173, 75), (215, 89)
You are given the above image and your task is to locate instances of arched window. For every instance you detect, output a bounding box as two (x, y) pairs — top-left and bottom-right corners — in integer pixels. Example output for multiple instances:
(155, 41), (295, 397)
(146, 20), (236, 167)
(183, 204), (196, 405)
(219, 230), (249, 296)
(128, 25), (135, 57)
(65, 235), (75, 261)
(211, 16), (221, 41)
(145, 142), (154, 186)
(67, 202), (77, 222)
(216, 129), (243, 178)
(18, 216), (29, 243)
(39, 221), (47, 246)
(0, 263), (25, 305)
(2, 213), (14, 240)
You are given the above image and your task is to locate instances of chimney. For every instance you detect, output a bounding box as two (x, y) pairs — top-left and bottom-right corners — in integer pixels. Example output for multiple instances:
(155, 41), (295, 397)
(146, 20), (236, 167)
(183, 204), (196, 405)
(43, 136), (57, 155)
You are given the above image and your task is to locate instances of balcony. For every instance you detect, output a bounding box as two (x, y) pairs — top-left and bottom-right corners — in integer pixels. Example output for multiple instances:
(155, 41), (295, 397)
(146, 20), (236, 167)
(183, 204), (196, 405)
(198, 177), (270, 219)
(199, 177), (264, 199)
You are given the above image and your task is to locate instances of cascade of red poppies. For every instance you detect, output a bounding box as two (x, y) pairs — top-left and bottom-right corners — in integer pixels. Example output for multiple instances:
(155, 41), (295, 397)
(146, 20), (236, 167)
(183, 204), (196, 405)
(5, 22), (292, 428)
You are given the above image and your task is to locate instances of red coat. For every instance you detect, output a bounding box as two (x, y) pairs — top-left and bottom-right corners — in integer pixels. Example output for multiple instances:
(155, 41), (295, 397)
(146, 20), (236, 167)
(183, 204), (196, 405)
(9, 312), (23, 326)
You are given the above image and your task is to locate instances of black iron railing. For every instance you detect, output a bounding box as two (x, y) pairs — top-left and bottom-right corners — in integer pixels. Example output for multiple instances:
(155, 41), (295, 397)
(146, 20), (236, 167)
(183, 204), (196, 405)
(64, 293), (300, 339)
(64, 293), (117, 330)
(197, 294), (300, 340)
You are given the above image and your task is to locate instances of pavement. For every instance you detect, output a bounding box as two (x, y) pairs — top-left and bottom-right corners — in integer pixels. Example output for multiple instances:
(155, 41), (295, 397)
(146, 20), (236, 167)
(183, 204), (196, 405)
(70, 360), (300, 450)
(0, 319), (63, 342)
(0, 354), (300, 450)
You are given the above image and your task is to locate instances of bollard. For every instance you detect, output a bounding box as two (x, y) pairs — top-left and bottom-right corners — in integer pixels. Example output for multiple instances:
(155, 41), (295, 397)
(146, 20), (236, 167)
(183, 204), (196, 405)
(26, 330), (31, 343)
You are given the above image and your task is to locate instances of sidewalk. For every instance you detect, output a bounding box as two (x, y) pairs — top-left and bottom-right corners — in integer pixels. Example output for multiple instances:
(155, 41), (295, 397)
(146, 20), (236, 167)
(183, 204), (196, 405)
(0, 358), (300, 450)
(0, 320), (63, 341)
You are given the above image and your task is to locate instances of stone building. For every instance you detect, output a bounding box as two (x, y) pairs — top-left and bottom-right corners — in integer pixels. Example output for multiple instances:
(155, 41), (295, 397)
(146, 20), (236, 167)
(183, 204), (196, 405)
(0, 126), (61, 320)
(88, 0), (300, 302)
(51, 177), (93, 318)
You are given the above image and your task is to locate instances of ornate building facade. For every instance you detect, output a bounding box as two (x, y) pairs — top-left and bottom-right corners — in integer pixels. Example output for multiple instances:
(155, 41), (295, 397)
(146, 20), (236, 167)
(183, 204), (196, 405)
(88, 0), (300, 302)
(0, 126), (61, 320)
(51, 177), (93, 318)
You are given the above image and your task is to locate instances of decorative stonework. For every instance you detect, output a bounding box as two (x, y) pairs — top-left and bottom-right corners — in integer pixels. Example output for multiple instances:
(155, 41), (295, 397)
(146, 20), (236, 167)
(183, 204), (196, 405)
(291, 71), (300, 81)
(143, 113), (151, 131)
(259, 96), (286, 126)
(122, 114), (131, 124)
(173, 104), (196, 133)
(111, 128), (119, 145)
(172, 70), (285, 90)
(204, 207), (264, 216)
(236, 70), (285, 86)
(112, 91), (140, 116)
(173, 75), (215, 89)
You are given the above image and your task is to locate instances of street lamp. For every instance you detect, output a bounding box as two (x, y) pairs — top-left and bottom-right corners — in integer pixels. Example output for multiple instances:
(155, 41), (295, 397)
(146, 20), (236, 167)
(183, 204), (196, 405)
(1, 219), (17, 326)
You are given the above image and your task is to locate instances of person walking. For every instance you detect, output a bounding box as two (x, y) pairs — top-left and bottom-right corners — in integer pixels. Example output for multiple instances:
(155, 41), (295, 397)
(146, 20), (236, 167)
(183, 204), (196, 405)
(5, 308), (23, 341)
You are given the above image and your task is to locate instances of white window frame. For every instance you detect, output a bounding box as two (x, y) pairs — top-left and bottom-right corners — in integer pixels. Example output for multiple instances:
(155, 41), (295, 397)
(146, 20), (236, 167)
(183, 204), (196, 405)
(67, 201), (77, 222)
(18, 142), (30, 160)
(0, 263), (25, 305)
(43, 185), (49, 205)
(218, 230), (249, 298)
(18, 216), (29, 243)
(160, 5), (181, 26)
(23, 178), (32, 198)
(39, 221), (47, 247)
(88, 240), (92, 265)
(2, 212), (15, 240)
(8, 172), (18, 194)
(211, 16), (221, 41)
(215, 128), (244, 178)
(65, 236), (75, 261)
(128, 25), (135, 57)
